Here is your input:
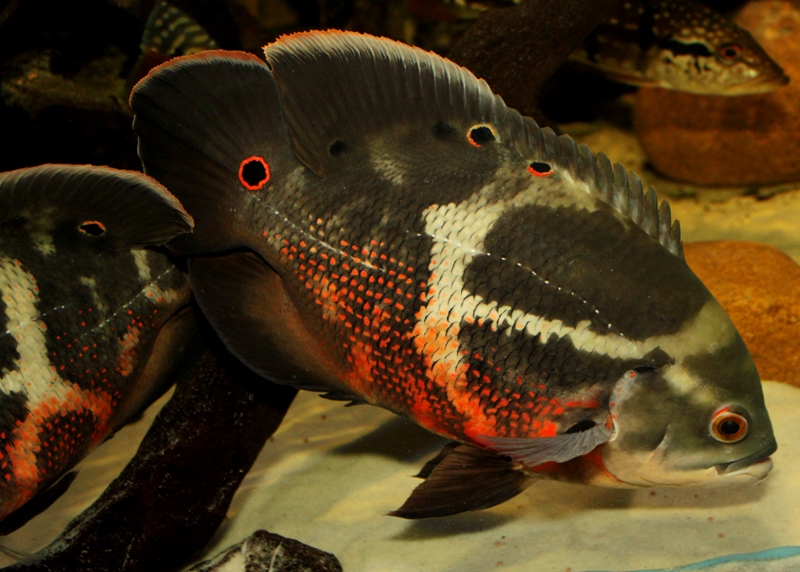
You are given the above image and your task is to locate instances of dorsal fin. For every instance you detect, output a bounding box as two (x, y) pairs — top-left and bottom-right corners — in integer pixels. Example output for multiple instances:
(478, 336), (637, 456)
(263, 31), (683, 259)
(263, 30), (527, 177)
(0, 164), (193, 250)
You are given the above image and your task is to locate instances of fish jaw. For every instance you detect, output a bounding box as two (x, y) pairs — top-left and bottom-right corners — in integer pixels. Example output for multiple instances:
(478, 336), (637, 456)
(712, 68), (789, 96)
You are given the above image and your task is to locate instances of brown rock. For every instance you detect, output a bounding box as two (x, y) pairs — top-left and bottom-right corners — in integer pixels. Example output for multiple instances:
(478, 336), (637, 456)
(633, 1), (800, 186)
(684, 241), (800, 386)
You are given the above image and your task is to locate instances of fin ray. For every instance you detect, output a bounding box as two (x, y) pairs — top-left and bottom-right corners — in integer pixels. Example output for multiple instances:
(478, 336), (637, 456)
(131, 51), (297, 254)
(478, 423), (612, 467)
(391, 444), (529, 519)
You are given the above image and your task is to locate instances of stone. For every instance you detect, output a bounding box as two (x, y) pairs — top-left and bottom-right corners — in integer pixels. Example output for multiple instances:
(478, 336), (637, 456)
(188, 530), (342, 572)
(684, 241), (800, 387)
(633, 1), (800, 186)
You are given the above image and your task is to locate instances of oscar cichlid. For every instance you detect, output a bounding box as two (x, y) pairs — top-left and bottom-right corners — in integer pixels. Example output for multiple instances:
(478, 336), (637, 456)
(130, 31), (776, 519)
(0, 165), (194, 527)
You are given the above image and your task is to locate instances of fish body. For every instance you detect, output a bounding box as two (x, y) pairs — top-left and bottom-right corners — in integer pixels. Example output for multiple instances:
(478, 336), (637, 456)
(126, 0), (220, 92)
(0, 165), (193, 523)
(131, 31), (776, 518)
(571, 0), (788, 95)
(435, 0), (787, 95)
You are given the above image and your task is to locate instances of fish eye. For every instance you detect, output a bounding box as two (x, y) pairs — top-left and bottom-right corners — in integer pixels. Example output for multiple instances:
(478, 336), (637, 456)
(718, 43), (741, 61)
(238, 156), (270, 191)
(710, 408), (749, 443)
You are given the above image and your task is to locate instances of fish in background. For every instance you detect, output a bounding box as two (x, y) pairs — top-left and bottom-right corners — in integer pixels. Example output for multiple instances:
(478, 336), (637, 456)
(433, 0), (788, 95)
(131, 31), (777, 519)
(571, 0), (788, 95)
(0, 165), (194, 528)
(127, 0), (219, 92)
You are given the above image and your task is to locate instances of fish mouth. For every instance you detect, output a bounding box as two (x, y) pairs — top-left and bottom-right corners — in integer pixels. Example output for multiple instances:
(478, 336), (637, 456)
(716, 442), (777, 479)
(728, 71), (790, 95)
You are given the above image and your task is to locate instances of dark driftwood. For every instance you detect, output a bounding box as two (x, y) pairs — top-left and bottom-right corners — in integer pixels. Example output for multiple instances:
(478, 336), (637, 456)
(4, 330), (303, 572)
(448, 0), (623, 113)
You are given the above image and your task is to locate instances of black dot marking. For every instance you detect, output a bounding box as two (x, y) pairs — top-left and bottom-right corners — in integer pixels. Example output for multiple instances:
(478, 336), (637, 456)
(528, 161), (553, 176)
(565, 419), (597, 434)
(432, 121), (457, 140)
(79, 221), (105, 236)
(238, 156), (270, 191)
(329, 140), (347, 156)
(468, 126), (495, 147)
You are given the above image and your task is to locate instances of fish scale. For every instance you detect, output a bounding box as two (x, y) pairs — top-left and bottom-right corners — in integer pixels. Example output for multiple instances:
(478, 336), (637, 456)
(132, 30), (776, 519)
(0, 165), (194, 525)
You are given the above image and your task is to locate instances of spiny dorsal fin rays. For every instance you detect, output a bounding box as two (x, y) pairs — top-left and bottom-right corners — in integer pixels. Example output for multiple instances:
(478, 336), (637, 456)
(263, 30), (527, 177)
(509, 112), (683, 260)
(591, 151), (683, 259)
(263, 30), (683, 258)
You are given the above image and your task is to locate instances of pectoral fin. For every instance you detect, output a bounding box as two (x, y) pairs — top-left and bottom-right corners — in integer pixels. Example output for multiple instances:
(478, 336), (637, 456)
(390, 443), (530, 519)
(477, 422), (612, 468)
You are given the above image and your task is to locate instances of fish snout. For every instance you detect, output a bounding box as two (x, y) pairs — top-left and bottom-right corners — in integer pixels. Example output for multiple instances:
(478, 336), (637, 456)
(715, 439), (777, 480)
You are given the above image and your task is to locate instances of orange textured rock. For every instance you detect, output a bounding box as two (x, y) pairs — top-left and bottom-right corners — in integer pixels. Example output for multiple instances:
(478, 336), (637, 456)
(633, 1), (800, 186)
(685, 241), (800, 386)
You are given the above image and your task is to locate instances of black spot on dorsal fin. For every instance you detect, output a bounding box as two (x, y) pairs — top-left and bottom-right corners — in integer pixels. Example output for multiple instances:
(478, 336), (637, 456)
(0, 165), (193, 251)
(260, 31), (684, 259)
(517, 116), (683, 259)
(263, 30), (528, 176)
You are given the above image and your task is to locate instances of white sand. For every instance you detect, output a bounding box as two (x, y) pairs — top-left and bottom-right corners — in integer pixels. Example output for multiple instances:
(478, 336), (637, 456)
(2, 381), (798, 572)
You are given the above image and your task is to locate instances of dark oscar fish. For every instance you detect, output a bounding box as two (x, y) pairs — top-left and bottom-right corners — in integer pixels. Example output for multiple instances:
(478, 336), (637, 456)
(127, 0), (219, 92)
(131, 31), (776, 519)
(440, 0), (787, 95)
(572, 0), (788, 95)
(0, 165), (194, 525)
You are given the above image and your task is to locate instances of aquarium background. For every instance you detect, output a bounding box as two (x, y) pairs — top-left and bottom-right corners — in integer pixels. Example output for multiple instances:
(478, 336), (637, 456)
(0, 0), (799, 570)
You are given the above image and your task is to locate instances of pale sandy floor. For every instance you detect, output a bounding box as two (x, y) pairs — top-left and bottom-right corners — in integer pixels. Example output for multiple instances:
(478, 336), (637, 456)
(1, 381), (798, 572)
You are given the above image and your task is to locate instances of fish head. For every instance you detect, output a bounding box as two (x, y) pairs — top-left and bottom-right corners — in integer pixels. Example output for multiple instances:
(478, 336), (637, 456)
(600, 306), (776, 487)
(648, 18), (788, 95)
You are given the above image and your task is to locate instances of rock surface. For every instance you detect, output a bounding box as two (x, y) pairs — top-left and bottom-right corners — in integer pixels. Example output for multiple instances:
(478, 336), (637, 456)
(633, 0), (800, 186)
(684, 240), (800, 387)
(188, 530), (342, 572)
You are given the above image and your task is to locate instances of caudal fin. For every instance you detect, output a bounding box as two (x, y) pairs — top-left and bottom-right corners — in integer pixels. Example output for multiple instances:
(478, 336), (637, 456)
(130, 51), (298, 255)
(0, 164), (192, 250)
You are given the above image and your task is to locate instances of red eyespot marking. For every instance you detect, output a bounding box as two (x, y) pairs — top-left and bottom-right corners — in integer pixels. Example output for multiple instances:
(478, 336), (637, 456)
(238, 156), (270, 191)
(528, 162), (553, 177)
(467, 125), (495, 148)
(79, 221), (106, 236)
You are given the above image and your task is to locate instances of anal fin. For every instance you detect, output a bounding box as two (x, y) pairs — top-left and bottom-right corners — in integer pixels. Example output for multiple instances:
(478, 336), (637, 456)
(390, 444), (530, 519)
(189, 252), (346, 394)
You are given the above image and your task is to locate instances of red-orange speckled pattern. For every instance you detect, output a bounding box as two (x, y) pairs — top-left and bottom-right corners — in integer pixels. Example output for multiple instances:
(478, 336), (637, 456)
(276, 231), (469, 436)
(0, 250), (189, 521)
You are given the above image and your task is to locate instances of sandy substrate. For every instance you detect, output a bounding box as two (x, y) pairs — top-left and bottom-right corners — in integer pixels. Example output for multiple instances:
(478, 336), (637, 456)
(1, 381), (798, 572)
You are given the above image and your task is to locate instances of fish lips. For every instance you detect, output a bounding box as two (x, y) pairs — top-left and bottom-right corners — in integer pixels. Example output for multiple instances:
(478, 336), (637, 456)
(715, 440), (777, 479)
(729, 70), (790, 95)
